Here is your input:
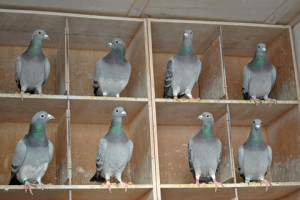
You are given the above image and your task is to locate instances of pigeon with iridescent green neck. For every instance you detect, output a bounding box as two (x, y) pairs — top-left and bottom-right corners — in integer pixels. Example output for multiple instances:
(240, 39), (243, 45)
(9, 111), (55, 195)
(15, 29), (50, 98)
(91, 107), (133, 192)
(163, 29), (201, 99)
(188, 112), (222, 192)
(238, 119), (272, 191)
(94, 38), (131, 97)
(242, 43), (276, 105)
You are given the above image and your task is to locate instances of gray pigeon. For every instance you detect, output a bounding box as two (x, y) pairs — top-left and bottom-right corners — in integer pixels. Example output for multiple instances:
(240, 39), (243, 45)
(94, 38), (131, 97)
(188, 112), (222, 191)
(9, 111), (55, 195)
(15, 29), (51, 98)
(90, 107), (133, 192)
(163, 29), (201, 99)
(238, 119), (272, 191)
(242, 43), (276, 105)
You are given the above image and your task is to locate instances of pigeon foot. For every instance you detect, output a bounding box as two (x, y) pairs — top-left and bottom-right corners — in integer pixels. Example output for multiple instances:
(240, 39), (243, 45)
(250, 98), (261, 106)
(24, 181), (34, 195)
(117, 181), (132, 192)
(213, 179), (223, 192)
(260, 179), (272, 192)
(102, 180), (112, 193)
(265, 98), (275, 108)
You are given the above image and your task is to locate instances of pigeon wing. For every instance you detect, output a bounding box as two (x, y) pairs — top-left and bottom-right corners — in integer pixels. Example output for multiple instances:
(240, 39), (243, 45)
(163, 59), (173, 98)
(96, 138), (107, 171)
(10, 139), (27, 181)
(15, 56), (23, 89)
(237, 145), (245, 175)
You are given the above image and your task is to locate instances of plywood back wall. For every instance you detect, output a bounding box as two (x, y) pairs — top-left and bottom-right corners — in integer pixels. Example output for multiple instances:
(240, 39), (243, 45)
(0, 122), (58, 184)
(267, 106), (300, 182)
(0, 46), (57, 94)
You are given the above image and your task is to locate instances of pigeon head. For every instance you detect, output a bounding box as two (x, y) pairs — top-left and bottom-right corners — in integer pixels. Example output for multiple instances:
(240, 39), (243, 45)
(183, 29), (193, 40)
(112, 107), (127, 118)
(255, 43), (266, 56)
(252, 119), (262, 130)
(107, 38), (125, 49)
(32, 29), (50, 41)
(197, 112), (214, 125)
(31, 111), (55, 125)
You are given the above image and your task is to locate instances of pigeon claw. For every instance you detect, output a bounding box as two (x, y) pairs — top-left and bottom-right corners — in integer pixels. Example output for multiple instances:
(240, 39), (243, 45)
(213, 179), (223, 192)
(265, 98), (275, 108)
(24, 181), (34, 196)
(250, 98), (261, 106)
(118, 181), (132, 192)
(260, 179), (272, 192)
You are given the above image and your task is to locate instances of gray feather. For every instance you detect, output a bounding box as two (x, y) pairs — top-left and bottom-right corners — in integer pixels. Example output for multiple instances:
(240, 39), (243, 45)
(242, 43), (276, 100)
(9, 111), (55, 185)
(188, 112), (222, 182)
(94, 38), (131, 97)
(163, 29), (201, 99)
(91, 107), (133, 183)
(15, 29), (50, 94)
(238, 119), (272, 182)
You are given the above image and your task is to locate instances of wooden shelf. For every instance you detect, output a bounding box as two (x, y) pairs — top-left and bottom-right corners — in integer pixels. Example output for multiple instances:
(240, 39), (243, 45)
(159, 183), (300, 200)
(0, 94), (68, 123)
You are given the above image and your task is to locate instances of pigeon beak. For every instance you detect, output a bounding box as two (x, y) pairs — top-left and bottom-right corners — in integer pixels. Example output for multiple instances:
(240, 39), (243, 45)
(197, 115), (203, 120)
(47, 114), (55, 120)
(121, 111), (127, 117)
(184, 33), (188, 38)
(262, 47), (266, 52)
(44, 34), (50, 41)
(255, 124), (260, 129)
(106, 42), (112, 48)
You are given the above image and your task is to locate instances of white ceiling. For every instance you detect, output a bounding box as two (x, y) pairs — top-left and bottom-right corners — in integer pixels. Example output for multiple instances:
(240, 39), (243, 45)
(0, 0), (299, 25)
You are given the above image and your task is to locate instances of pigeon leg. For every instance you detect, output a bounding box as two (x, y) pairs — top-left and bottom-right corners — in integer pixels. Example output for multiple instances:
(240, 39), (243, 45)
(195, 172), (201, 185)
(117, 180), (132, 192)
(36, 86), (43, 95)
(186, 93), (194, 99)
(102, 92), (107, 97)
(173, 87), (180, 100)
(20, 90), (25, 101)
(24, 181), (34, 195)
(213, 179), (223, 192)
(260, 179), (272, 192)
(116, 94), (120, 97)
(37, 178), (45, 190)
(102, 179), (112, 193)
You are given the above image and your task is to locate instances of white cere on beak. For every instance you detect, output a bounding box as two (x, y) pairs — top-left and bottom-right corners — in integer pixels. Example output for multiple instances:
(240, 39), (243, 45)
(255, 124), (260, 129)
(107, 42), (112, 48)
(184, 33), (188, 38)
(44, 34), (50, 40)
(121, 111), (127, 117)
(262, 47), (266, 52)
(47, 114), (55, 120)
(197, 115), (203, 120)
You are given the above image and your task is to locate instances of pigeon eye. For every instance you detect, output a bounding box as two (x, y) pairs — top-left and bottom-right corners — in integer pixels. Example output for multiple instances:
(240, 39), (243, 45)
(190, 31), (192, 34)
(258, 45), (260, 48)
(206, 115), (210, 118)
(40, 114), (45, 118)
(116, 110), (119, 113)
(38, 31), (42, 35)
(115, 41), (119, 44)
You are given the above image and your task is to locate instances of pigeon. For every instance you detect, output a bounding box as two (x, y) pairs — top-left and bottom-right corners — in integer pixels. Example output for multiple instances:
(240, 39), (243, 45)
(94, 38), (131, 97)
(238, 119), (272, 191)
(15, 29), (51, 99)
(188, 112), (222, 191)
(242, 43), (276, 105)
(90, 107), (133, 192)
(163, 29), (201, 99)
(9, 111), (55, 195)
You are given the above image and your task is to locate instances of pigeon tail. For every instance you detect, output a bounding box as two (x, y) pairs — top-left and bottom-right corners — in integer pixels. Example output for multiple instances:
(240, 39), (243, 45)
(9, 175), (22, 185)
(90, 171), (106, 182)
